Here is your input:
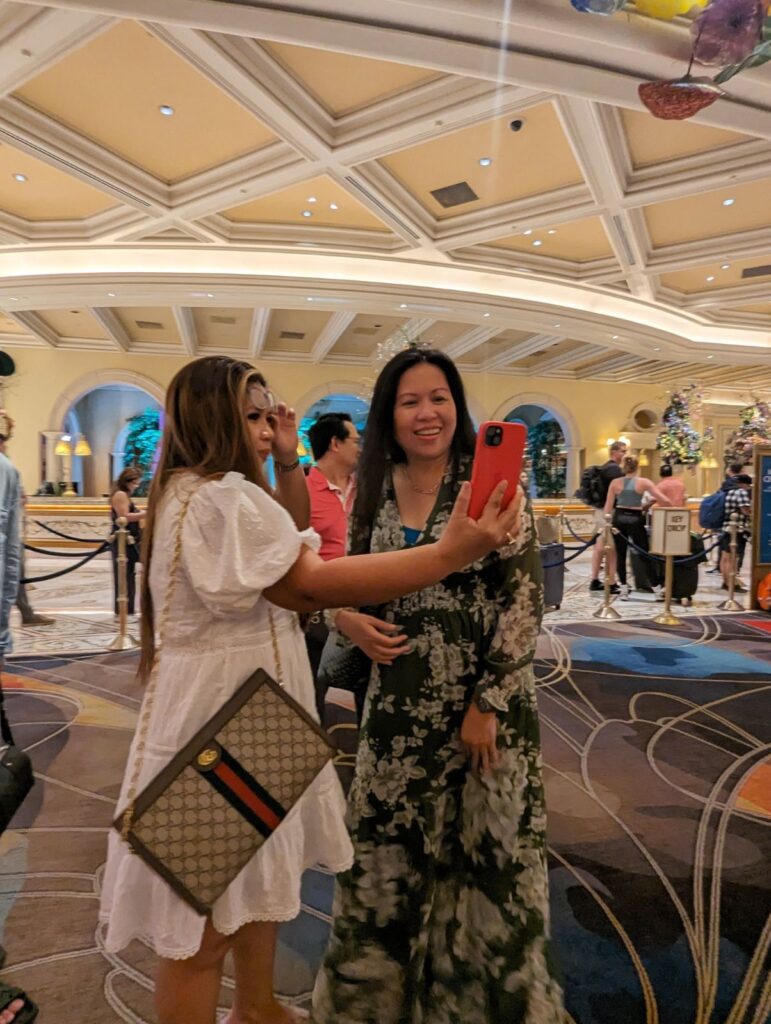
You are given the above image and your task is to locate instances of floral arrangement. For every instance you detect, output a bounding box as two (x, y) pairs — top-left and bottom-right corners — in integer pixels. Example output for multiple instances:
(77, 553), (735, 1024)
(656, 383), (714, 466)
(724, 399), (771, 466)
(570, 0), (771, 119)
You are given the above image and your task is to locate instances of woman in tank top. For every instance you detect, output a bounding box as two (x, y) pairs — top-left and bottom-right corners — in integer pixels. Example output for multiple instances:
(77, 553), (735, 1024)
(603, 456), (671, 599)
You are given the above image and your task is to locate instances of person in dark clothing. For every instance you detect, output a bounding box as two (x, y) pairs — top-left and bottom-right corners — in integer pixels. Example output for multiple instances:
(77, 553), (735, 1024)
(589, 440), (627, 593)
(604, 455), (671, 599)
(110, 468), (144, 616)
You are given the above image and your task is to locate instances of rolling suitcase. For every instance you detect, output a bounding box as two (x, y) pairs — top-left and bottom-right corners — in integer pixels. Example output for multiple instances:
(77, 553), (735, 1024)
(540, 543), (565, 610)
(671, 533), (705, 605)
(630, 548), (662, 592)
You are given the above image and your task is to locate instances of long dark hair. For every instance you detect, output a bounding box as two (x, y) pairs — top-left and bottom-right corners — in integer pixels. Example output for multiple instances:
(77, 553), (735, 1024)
(138, 356), (271, 681)
(352, 347), (475, 533)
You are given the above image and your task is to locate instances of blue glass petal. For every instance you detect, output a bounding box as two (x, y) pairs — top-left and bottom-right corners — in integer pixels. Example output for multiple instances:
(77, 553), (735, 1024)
(571, 0), (626, 13)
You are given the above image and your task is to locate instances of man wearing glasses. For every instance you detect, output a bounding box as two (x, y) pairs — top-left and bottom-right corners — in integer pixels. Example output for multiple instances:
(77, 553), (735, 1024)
(304, 413), (360, 715)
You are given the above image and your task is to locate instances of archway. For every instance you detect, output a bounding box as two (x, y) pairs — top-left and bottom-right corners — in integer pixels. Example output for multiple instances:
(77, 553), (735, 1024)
(505, 404), (566, 498)
(47, 371), (164, 497)
(492, 392), (581, 498)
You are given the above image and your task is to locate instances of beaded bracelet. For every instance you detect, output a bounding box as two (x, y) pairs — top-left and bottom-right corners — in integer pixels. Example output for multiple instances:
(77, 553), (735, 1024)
(274, 458), (301, 473)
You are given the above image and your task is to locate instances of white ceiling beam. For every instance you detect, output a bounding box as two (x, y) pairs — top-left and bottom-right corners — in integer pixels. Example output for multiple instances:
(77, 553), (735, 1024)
(527, 341), (601, 376)
(89, 306), (130, 351)
(594, 353), (647, 377)
(5, 309), (58, 346)
(249, 308), (271, 358)
(0, 6), (113, 99)
(480, 333), (562, 373)
(553, 96), (653, 301)
(0, 97), (167, 213)
(11, 0), (771, 137)
(444, 325), (500, 360)
(173, 306), (197, 355)
(310, 311), (356, 363)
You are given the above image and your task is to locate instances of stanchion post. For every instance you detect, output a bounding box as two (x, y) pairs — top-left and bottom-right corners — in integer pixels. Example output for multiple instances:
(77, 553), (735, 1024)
(653, 554), (681, 626)
(718, 512), (744, 611)
(108, 516), (139, 652)
(593, 514), (621, 620)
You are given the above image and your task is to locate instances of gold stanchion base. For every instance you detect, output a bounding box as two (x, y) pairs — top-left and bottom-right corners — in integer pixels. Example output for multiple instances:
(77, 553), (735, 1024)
(717, 598), (744, 611)
(62, 486), (77, 497)
(593, 603), (621, 620)
(108, 632), (139, 651)
(653, 611), (683, 626)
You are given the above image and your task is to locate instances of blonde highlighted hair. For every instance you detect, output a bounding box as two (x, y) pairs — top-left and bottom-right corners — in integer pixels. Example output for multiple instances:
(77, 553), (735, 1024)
(622, 455), (639, 475)
(138, 356), (271, 681)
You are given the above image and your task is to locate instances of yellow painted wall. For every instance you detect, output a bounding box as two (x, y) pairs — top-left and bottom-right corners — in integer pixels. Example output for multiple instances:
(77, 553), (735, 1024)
(4, 347), (665, 493)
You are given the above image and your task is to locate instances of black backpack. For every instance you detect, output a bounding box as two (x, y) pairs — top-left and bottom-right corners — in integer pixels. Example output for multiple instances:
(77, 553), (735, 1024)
(576, 465), (605, 508)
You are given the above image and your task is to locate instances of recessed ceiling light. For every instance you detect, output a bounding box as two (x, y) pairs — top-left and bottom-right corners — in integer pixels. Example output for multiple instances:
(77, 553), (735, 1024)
(722, 197), (735, 207)
(399, 303), (407, 309)
(721, 263), (731, 270)
(547, 229), (557, 235)
(159, 104), (175, 117)
(329, 203), (339, 211)
(12, 173), (26, 183)
(706, 275), (715, 282)
(523, 229), (533, 236)
(9, 297), (18, 302)
(307, 297), (314, 302)
(307, 196), (317, 203)
(612, 334), (619, 339)
(107, 292), (116, 297)
(532, 239), (543, 247)
(707, 355), (714, 359)
(206, 292), (214, 298)
(483, 312), (491, 318)
(479, 157), (492, 167)
(302, 210), (313, 218)
(554, 323), (561, 328)
(653, 346), (660, 351)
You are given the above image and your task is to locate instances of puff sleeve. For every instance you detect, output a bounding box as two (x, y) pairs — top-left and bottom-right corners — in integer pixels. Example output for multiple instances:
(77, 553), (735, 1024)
(180, 474), (320, 614)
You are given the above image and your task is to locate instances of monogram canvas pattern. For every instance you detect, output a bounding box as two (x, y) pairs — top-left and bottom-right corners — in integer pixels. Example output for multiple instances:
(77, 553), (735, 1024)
(131, 683), (332, 912)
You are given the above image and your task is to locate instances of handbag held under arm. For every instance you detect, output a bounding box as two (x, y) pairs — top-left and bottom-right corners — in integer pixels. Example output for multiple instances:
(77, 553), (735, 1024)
(113, 483), (336, 916)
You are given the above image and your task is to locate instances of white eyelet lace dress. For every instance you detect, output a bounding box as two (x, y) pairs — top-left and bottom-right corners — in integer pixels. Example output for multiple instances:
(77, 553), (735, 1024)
(99, 472), (353, 960)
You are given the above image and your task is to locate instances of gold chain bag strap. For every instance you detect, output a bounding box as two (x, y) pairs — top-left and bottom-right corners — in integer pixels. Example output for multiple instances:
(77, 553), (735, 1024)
(114, 480), (336, 916)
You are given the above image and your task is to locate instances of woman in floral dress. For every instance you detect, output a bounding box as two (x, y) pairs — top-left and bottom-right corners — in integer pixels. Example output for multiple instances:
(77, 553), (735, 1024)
(313, 348), (564, 1024)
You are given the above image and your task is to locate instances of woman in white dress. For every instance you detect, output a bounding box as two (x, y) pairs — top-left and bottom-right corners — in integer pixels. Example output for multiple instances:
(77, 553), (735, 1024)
(99, 356), (522, 1024)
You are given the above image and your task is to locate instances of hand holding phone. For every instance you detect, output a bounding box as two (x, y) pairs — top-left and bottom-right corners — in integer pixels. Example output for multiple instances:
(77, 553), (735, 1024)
(468, 421), (527, 521)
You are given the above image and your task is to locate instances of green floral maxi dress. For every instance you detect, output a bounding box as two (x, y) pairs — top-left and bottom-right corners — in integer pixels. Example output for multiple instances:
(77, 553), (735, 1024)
(312, 461), (565, 1024)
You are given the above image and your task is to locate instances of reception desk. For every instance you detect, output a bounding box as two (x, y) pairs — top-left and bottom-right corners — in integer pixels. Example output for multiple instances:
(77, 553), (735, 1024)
(25, 497), (147, 549)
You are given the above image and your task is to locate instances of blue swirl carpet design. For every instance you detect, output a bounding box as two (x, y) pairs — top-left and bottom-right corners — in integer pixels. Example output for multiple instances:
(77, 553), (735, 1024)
(0, 614), (769, 1022)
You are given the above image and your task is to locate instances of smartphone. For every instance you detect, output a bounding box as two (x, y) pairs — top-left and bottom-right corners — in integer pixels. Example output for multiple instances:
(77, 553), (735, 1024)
(468, 421), (527, 520)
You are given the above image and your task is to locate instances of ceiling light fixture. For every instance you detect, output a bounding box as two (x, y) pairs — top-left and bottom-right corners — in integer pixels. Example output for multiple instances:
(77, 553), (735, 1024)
(706, 275), (715, 282)
(612, 334), (619, 339)
(159, 104), (175, 116)
(722, 197), (735, 207)
(721, 263), (731, 270)
(399, 303), (407, 309)
(206, 293), (214, 298)
(479, 157), (492, 167)
(107, 292), (116, 297)
(653, 346), (660, 351)
(707, 355), (714, 359)
(532, 239), (543, 247)
(12, 173), (27, 183)
(302, 210), (313, 218)
(307, 297), (314, 302)
(523, 229), (533, 236)
(307, 196), (317, 203)
(547, 229), (557, 235)
(483, 312), (491, 318)
(554, 323), (561, 328)
(329, 202), (339, 211)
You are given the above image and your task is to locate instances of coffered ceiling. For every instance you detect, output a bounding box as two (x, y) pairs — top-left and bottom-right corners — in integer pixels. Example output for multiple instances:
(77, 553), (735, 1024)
(0, 0), (770, 396)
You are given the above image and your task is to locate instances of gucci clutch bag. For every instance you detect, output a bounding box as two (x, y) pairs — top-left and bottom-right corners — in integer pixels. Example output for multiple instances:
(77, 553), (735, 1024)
(113, 668), (336, 916)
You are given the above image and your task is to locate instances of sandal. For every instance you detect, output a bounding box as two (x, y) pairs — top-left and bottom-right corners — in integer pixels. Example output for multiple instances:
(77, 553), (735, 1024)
(0, 983), (38, 1023)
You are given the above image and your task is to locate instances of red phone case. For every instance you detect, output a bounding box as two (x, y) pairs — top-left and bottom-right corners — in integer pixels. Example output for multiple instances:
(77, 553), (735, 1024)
(468, 421), (527, 520)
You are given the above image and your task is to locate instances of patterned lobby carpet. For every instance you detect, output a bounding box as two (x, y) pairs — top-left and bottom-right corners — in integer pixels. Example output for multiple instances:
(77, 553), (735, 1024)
(0, 615), (769, 1023)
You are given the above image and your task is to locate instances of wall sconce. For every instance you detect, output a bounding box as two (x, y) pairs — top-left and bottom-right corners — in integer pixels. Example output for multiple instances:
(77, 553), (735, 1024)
(55, 432), (91, 497)
(638, 450), (649, 467)
(606, 437), (615, 447)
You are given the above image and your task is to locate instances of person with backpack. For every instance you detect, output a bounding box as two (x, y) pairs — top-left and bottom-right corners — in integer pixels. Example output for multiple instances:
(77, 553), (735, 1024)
(577, 440), (627, 594)
(699, 463), (744, 572)
(719, 474), (752, 592)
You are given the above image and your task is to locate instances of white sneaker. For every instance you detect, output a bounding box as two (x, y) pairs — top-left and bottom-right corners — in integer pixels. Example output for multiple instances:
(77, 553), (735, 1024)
(620, 584), (630, 601)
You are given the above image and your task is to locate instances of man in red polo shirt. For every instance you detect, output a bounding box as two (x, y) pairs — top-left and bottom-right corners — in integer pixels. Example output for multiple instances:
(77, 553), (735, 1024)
(305, 412), (360, 715)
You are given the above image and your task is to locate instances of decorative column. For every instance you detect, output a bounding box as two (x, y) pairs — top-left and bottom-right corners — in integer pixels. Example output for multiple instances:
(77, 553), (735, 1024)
(565, 446), (581, 499)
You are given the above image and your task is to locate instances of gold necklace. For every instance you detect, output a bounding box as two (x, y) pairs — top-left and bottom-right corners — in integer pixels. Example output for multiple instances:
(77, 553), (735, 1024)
(402, 462), (446, 496)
